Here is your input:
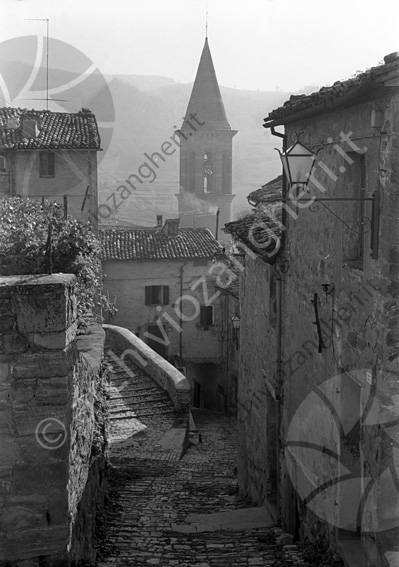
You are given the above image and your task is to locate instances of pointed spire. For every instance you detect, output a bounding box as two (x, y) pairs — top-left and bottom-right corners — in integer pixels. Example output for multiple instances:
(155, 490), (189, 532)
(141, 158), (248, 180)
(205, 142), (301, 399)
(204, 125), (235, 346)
(182, 38), (231, 131)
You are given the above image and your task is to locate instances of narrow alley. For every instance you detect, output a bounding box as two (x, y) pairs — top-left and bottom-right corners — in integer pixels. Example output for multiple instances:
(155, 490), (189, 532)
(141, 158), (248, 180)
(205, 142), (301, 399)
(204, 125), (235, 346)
(95, 350), (342, 567)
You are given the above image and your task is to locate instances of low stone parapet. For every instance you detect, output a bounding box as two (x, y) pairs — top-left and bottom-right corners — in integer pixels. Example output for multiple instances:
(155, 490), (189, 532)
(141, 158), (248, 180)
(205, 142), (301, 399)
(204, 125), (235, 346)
(103, 324), (190, 415)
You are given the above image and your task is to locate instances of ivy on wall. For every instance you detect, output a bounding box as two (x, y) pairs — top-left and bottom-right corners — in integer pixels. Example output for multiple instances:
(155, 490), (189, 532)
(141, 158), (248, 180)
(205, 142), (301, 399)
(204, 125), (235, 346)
(0, 196), (116, 331)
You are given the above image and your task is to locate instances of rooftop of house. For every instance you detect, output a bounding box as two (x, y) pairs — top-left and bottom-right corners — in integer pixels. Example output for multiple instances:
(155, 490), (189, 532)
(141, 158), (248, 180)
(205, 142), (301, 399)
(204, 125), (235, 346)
(247, 175), (282, 206)
(100, 219), (223, 262)
(223, 176), (283, 263)
(264, 52), (399, 127)
(214, 254), (241, 299)
(0, 107), (101, 151)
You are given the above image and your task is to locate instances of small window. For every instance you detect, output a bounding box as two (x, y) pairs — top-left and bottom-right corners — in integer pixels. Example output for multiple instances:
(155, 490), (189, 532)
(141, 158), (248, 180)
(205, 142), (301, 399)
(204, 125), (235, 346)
(200, 305), (213, 327)
(145, 285), (169, 305)
(40, 151), (55, 178)
(194, 259), (208, 266)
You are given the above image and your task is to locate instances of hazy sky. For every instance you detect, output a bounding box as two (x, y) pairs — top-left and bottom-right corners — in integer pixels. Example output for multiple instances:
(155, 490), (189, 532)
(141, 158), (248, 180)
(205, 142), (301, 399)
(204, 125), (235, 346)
(2, 0), (399, 92)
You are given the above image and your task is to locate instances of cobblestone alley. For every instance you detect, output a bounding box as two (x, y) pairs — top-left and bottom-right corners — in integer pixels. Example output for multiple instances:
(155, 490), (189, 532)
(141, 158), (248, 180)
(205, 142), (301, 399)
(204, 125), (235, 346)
(96, 349), (342, 567)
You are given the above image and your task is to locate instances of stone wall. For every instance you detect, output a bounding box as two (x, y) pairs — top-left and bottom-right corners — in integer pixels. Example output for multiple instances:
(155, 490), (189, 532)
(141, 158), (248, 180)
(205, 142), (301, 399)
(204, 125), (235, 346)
(237, 257), (278, 507)
(280, 93), (399, 557)
(0, 274), (106, 566)
(237, 87), (399, 564)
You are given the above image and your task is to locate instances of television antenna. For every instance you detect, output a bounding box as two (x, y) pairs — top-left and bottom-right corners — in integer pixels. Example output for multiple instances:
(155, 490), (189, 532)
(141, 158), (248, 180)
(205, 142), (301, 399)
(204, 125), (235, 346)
(25, 18), (49, 109)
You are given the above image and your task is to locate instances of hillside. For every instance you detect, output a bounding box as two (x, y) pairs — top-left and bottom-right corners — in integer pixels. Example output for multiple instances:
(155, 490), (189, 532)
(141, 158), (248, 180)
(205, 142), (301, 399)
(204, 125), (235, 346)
(99, 75), (292, 225)
(0, 57), (293, 226)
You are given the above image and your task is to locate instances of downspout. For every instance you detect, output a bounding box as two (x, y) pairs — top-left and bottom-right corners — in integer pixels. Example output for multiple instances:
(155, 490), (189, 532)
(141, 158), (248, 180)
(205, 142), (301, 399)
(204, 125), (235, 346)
(269, 125), (287, 521)
(179, 261), (187, 360)
(224, 294), (230, 415)
(275, 273), (282, 520)
(215, 208), (220, 240)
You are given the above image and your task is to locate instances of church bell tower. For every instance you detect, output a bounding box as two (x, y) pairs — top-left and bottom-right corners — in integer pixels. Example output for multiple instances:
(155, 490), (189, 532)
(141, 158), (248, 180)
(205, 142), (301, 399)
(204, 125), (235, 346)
(176, 38), (237, 235)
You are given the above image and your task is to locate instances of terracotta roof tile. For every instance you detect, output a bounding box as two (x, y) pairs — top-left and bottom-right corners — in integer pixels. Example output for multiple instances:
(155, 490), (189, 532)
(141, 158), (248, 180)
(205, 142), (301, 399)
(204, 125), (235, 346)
(0, 107), (101, 150)
(264, 54), (399, 126)
(223, 205), (282, 263)
(215, 256), (241, 298)
(223, 176), (283, 262)
(247, 175), (282, 206)
(100, 226), (223, 261)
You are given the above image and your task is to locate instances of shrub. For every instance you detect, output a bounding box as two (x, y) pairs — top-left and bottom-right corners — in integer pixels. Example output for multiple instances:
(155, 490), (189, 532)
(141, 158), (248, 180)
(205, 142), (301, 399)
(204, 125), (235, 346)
(0, 196), (116, 331)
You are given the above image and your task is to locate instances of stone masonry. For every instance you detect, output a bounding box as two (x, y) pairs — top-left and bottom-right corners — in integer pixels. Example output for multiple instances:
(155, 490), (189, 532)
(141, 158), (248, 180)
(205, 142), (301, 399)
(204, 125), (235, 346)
(0, 274), (105, 566)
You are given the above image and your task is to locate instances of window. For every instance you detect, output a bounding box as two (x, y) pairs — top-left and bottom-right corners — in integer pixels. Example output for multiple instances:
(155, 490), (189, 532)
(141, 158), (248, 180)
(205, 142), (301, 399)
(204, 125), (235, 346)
(186, 151), (196, 191)
(40, 151), (55, 178)
(342, 153), (366, 268)
(203, 152), (213, 193)
(145, 285), (169, 305)
(199, 305), (213, 327)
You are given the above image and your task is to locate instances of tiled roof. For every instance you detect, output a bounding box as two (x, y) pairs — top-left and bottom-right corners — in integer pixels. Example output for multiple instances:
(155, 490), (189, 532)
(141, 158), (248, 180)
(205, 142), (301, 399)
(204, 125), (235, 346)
(247, 175), (282, 206)
(223, 204), (282, 263)
(215, 256), (241, 298)
(223, 177), (283, 263)
(264, 52), (399, 127)
(100, 226), (223, 261)
(0, 107), (101, 150)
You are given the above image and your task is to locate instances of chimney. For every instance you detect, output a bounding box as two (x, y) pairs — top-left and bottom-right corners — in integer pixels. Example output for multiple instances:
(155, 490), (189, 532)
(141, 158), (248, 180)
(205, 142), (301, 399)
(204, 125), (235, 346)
(161, 218), (180, 237)
(156, 215), (163, 228)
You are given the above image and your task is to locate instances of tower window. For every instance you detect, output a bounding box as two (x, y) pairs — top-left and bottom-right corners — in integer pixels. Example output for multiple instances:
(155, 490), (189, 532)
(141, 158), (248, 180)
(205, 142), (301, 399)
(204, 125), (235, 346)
(186, 151), (196, 191)
(203, 153), (213, 193)
(222, 152), (231, 194)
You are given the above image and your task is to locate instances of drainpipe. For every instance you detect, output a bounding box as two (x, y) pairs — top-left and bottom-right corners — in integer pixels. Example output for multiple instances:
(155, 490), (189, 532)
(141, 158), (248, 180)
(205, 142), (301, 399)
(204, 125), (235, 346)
(224, 294), (230, 415)
(215, 208), (220, 240)
(179, 261), (187, 361)
(269, 125), (287, 521)
(275, 274), (282, 521)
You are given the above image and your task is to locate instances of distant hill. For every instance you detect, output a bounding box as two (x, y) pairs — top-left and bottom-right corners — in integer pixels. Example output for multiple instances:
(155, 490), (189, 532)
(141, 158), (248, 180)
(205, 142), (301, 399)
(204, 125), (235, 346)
(104, 74), (177, 91)
(99, 75), (292, 225)
(0, 58), (294, 226)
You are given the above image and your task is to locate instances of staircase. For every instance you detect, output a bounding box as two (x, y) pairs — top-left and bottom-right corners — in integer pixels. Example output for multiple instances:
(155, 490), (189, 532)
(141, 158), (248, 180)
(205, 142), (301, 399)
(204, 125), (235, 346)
(104, 347), (177, 464)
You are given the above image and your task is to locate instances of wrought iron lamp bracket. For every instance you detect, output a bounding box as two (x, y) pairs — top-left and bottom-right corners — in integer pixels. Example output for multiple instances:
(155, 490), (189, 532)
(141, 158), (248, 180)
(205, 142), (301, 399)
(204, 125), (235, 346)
(275, 192), (380, 259)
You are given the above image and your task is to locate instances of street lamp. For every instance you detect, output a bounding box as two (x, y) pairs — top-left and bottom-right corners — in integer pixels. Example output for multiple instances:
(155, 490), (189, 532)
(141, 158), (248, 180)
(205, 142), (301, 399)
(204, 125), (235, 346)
(276, 139), (317, 189)
(231, 314), (241, 333)
(274, 135), (380, 259)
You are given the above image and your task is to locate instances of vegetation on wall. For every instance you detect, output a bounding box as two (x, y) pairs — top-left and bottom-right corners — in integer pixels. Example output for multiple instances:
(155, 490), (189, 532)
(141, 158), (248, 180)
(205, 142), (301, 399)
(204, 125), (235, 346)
(0, 196), (116, 331)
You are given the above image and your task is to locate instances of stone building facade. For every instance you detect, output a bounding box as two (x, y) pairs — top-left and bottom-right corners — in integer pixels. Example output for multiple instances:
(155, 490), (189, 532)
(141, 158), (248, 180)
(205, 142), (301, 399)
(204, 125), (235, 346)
(0, 107), (100, 228)
(101, 218), (225, 409)
(226, 53), (399, 565)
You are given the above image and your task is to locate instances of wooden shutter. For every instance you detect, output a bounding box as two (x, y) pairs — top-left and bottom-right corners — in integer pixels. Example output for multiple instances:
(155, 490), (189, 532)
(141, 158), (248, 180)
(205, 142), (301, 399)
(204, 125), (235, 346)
(163, 286), (169, 305)
(40, 151), (55, 177)
(145, 286), (151, 305)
